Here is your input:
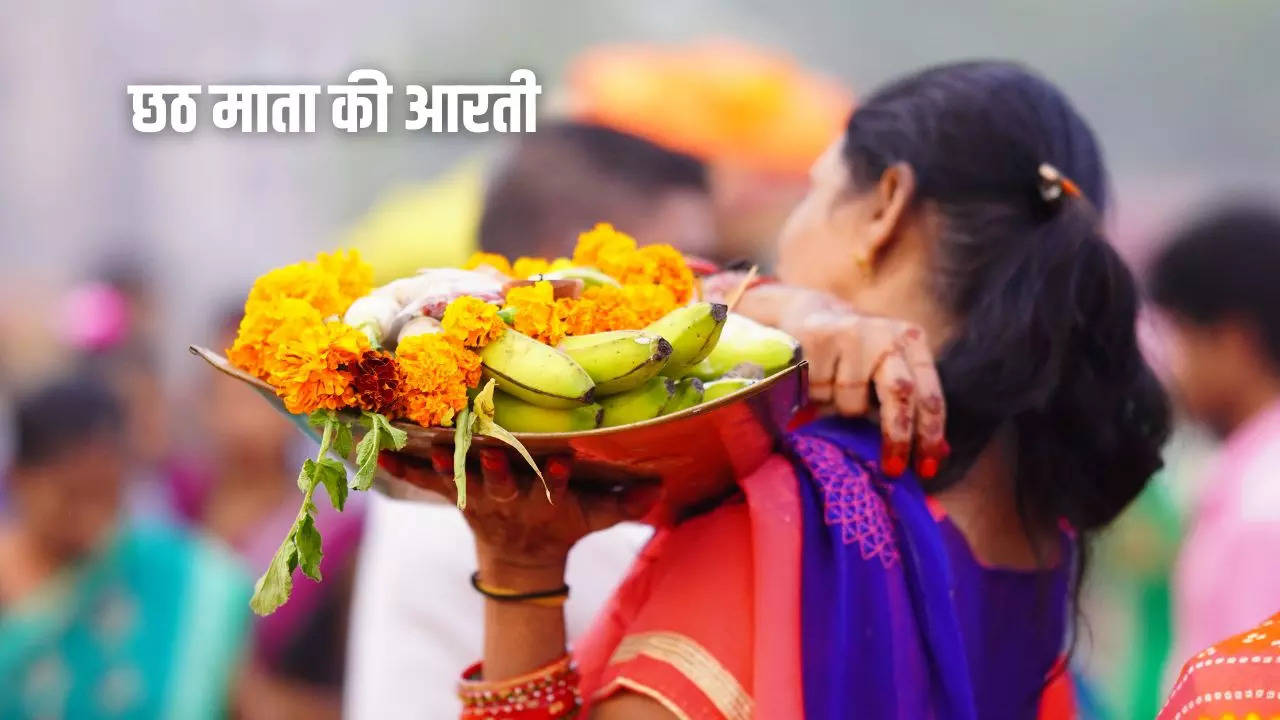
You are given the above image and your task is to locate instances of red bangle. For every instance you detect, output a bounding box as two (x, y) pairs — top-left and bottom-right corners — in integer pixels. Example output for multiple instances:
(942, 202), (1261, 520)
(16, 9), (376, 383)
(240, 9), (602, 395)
(458, 655), (581, 719)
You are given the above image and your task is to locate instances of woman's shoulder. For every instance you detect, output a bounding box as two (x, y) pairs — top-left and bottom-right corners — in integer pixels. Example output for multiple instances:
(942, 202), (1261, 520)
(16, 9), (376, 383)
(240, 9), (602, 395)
(586, 500), (756, 720)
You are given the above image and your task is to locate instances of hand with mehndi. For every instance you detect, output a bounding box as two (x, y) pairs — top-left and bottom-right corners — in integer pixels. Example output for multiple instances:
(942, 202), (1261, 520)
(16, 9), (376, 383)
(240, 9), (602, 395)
(705, 273), (949, 479)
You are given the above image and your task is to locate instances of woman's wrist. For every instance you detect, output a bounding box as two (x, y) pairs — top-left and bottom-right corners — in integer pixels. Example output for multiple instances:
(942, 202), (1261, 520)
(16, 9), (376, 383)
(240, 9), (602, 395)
(475, 548), (567, 593)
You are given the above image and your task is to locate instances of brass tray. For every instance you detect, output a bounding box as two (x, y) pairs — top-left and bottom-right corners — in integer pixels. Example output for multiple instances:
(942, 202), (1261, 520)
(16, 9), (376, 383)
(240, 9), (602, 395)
(190, 346), (807, 520)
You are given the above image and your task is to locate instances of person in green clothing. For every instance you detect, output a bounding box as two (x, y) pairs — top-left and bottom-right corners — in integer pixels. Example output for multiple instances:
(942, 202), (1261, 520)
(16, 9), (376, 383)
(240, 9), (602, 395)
(0, 375), (251, 719)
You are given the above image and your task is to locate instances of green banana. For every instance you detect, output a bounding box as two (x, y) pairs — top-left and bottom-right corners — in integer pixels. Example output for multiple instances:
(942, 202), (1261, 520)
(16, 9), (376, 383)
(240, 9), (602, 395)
(661, 377), (704, 415)
(598, 377), (676, 427)
(537, 267), (620, 288)
(479, 329), (595, 408)
(685, 313), (801, 381)
(558, 330), (672, 396)
(701, 377), (758, 403)
(491, 391), (603, 432)
(643, 302), (728, 377)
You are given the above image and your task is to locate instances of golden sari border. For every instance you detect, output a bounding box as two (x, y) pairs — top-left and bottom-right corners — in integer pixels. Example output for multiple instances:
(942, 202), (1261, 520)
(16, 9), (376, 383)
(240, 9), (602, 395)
(608, 631), (753, 720)
(595, 677), (694, 720)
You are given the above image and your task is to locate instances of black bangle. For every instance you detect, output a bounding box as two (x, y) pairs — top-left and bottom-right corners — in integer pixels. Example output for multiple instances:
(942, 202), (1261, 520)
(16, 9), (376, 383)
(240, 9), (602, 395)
(470, 571), (570, 602)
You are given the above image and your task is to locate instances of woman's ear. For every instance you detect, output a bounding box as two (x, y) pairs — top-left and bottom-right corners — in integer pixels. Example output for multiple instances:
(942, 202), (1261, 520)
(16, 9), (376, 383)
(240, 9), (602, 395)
(861, 163), (917, 262)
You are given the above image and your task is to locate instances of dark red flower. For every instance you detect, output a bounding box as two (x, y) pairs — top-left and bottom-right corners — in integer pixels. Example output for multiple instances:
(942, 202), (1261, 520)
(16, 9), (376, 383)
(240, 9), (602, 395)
(352, 350), (404, 414)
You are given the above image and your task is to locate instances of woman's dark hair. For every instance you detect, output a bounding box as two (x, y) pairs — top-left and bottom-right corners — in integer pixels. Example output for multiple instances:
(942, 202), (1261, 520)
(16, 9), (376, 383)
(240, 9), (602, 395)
(843, 61), (1170, 542)
(13, 375), (123, 468)
(1149, 203), (1280, 370)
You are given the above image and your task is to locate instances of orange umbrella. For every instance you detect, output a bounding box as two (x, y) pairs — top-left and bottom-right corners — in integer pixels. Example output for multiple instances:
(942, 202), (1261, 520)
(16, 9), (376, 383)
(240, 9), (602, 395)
(1157, 610), (1280, 720)
(567, 39), (853, 177)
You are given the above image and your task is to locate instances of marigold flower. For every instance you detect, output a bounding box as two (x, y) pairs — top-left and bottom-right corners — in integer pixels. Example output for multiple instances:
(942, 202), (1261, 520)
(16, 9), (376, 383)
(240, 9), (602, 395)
(464, 251), (513, 276)
(395, 334), (480, 427)
(351, 350), (405, 414)
(504, 281), (566, 345)
(315, 249), (374, 308)
(624, 244), (694, 304)
(511, 257), (551, 278)
(572, 223), (637, 276)
(621, 283), (680, 326)
(267, 319), (370, 415)
(441, 296), (505, 349)
(227, 298), (325, 379)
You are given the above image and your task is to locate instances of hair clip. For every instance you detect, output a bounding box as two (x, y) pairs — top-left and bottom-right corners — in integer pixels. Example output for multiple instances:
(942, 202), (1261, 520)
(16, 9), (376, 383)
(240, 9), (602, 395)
(1038, 162), (1083, 204)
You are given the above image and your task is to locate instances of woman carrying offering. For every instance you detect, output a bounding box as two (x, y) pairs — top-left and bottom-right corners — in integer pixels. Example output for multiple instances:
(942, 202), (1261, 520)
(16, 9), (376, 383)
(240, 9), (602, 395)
(384, 60), (1170, 719)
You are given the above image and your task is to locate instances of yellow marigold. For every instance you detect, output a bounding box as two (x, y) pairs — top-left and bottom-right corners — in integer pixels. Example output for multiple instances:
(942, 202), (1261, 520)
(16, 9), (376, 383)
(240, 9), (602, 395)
(511, 256), (551, 278)
(267, 318), (370, 415)
(504, 280), (566, 345)
(548, 257), (574, 272)
(571, 223), (637, 277)
(227, 298), (325, 379)
(464, 251), (513, 276)
(621, 283), (679, 326)
(315, 249), (373, 307)
(623, 244), (695, 304)
(441, 296), (505, 349)
(394, 334), (480, 427)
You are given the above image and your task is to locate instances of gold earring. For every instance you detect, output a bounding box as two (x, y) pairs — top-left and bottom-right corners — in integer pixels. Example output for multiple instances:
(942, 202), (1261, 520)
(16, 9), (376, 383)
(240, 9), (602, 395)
(855, 253), (873, 277)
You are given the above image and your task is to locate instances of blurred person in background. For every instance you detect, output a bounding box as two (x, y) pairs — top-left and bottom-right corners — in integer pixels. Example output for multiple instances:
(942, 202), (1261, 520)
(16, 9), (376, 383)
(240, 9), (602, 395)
(477, 122), (716, 260)
(0, 375), (249, 719)
(1148, 203), (1280, 674)
(345, 120), (713, 719)
(567, 39), (851, 267)
(172, 308), (360, 720)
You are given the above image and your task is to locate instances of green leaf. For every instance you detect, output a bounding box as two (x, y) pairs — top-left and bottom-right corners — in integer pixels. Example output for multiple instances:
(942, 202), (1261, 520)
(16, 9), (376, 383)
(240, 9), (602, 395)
(353, 428), (380, 492)
(250, 536), (298, 616)
(332, 421), (354, 460)
(470, 380), (548, 501)
(373, 412), (408, 451)
(297, 459), (317, 493)
(314, 457), (348, 511)
(295, 515), (324, 581)
(351, 412), (407, 491)
(497, 306), (517, 325)
(452, 408), (474, 509)
(306, 409), (333, 430)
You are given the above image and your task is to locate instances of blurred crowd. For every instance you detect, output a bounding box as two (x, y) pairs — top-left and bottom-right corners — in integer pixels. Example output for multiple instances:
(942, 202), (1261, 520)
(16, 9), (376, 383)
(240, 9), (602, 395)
(2, 33), (1279, 720)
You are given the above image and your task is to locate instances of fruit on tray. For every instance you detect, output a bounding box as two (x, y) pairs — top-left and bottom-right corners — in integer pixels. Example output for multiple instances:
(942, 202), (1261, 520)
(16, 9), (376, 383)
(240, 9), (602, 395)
(685, 313), (802, 381)
(490, 391), (603, 432)
(644, 302), (728, 377)
(558, 330), (672, 395)
(598, 376), (678, 427)
(479, 329), (596, 408)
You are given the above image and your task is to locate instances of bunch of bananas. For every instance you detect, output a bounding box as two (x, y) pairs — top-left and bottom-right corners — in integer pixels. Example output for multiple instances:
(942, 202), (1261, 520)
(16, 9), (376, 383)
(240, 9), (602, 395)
(481, 302), (803, 432)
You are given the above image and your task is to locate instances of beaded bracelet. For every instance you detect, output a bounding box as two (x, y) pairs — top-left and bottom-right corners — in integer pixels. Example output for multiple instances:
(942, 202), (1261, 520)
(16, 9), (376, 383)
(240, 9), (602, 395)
(458, 655), (581, 719)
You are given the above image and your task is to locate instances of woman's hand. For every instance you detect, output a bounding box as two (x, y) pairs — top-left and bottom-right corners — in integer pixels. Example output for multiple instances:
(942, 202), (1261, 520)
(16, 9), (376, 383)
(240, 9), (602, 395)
(706, 275), (949, 478)
(378, 448), (661, 573)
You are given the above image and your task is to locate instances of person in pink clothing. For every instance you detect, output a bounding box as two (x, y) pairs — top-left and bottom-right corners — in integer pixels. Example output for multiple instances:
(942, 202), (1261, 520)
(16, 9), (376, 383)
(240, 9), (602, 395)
(1148, 203), (1280, 671)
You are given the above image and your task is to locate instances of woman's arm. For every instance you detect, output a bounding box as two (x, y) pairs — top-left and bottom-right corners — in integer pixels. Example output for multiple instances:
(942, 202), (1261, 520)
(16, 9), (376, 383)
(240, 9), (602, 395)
(389, 450), (676, 719)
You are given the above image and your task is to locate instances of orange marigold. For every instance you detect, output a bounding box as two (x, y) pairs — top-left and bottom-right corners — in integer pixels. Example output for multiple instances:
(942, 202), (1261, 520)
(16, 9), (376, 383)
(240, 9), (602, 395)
(571, 223), (637, 277)
(267, 318), (370, 415)
(227, 298), (325, 379)
(504, 280), (566, 345)
(464, 251), (513, 276)
(622, 244), (695, 304)
(621, 283), (680, 326)
(394, 334), (481, 427)
(441, 296), (505, 349)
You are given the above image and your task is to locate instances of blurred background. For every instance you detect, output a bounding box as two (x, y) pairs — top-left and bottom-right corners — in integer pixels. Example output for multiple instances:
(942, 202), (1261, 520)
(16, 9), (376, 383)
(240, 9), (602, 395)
(1, 2), (1277, 718)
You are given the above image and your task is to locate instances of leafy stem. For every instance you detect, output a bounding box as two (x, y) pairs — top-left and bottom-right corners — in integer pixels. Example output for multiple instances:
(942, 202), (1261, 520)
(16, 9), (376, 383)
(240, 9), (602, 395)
(249, 409), (404, 616)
